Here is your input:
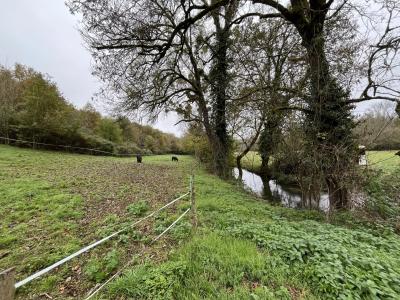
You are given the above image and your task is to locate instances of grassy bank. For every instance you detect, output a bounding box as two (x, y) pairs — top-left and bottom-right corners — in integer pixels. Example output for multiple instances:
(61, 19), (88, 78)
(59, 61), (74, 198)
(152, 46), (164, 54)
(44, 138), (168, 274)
(239, 150), (400, 175)
(363, 151), (400, 226)
(1, 145), (400, 299)
(238, 150), (400, 229)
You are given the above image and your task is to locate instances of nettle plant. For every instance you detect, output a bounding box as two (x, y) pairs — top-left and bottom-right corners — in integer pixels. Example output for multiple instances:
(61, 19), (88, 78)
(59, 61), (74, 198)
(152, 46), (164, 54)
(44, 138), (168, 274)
(226, 220), (400, 299)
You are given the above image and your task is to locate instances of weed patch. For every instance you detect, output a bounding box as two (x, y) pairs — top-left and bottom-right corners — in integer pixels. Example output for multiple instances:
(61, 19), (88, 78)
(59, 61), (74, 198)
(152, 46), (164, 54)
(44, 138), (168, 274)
(127, 200), (150, 217)
(108, 234), (302, 299)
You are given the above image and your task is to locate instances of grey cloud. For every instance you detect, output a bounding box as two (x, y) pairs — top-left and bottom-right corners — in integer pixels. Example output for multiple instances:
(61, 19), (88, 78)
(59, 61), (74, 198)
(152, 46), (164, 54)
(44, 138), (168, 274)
(1, 0), (386, 138)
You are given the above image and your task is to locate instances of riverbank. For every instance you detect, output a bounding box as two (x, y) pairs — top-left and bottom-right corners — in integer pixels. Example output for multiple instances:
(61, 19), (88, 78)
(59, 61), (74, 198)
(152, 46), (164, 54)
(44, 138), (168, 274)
(240, 150), (400, 175)
(237, 151), (400, 228)
(237, 152), (300, 187)
(233, 168), (330, 211)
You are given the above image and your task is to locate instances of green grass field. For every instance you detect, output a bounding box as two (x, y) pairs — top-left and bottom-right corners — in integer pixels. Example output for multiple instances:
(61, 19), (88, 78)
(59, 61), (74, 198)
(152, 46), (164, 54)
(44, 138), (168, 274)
(367, 151), (400, 174)
(1, 145), (400, 299)
(0, 145), (192, 298)
(240, 151), (263, 173)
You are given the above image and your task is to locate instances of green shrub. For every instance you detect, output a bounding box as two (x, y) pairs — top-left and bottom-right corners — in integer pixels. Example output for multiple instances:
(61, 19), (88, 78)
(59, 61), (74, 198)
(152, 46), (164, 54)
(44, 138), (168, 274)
(114, 142), (141, 155)
(169, 221), (192, 241)
(76, 130), (116, 154)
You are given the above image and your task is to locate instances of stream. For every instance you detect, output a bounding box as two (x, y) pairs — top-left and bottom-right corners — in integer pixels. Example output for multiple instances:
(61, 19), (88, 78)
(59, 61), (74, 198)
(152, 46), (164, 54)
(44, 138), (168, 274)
(233, 168), (329, 211)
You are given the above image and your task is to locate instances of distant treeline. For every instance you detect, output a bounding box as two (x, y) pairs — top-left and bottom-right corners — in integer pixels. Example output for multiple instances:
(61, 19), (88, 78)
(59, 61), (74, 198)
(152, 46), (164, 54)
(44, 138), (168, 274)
(0, 64), (184, 155)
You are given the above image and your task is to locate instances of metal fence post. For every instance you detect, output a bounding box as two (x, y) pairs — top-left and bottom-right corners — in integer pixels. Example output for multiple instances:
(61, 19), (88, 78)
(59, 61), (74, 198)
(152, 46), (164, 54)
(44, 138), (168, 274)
(0, 268), (15, 300)
(190, 175), (197, 229)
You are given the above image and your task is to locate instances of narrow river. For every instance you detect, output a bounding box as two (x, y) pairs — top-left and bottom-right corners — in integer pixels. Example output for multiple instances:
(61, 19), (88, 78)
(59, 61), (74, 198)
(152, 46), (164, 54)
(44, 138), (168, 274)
(233, 168), (329, 211)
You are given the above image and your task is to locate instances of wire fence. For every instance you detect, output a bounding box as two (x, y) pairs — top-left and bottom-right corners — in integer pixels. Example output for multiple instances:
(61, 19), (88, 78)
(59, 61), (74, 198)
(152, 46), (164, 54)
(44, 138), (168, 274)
(85, 207), (192, 300)
(0, 136), (143, 157)
(0, 175), (196, 300)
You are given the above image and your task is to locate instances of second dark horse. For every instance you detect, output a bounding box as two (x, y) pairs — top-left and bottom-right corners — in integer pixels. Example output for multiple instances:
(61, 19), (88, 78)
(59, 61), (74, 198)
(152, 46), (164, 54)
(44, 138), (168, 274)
(172, 156), (178, 162)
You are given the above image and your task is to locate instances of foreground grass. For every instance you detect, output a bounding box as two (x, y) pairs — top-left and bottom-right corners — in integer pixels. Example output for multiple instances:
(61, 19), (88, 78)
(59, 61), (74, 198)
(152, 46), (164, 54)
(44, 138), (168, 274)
(1, 145), (400, 299)
(104, 168), (400, 299)
(0, 145), (191, 299)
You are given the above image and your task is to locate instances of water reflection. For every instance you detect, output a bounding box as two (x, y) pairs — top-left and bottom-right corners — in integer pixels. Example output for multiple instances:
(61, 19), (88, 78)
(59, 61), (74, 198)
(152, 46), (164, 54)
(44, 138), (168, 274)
(233, 168), (329, 211)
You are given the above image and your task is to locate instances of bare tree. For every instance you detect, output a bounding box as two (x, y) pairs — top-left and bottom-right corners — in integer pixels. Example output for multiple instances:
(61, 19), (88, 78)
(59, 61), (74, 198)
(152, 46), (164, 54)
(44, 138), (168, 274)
(355, 102), (400, 150)
(230, 104), (264, 179)
(68, 0), (243, 177)
(239, 19), (307, 178)
(350, 0), (400, 116)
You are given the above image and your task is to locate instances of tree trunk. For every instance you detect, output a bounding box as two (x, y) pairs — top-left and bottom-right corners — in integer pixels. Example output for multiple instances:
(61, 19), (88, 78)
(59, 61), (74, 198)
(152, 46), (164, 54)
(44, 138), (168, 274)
(212, 86), (229, 178)
(212, 137), (230, 178)
(302, 30), (355, 210)
(236, 120), (263, 181)
(236, 155), (243, 180)
(326, 177), (348, 210)
(210, 20), (231, 179)
(260, 154), (270, 178)
(261, 176), (274, 201)
(258, 116), (281, 179)
(259, 128), (271, 179)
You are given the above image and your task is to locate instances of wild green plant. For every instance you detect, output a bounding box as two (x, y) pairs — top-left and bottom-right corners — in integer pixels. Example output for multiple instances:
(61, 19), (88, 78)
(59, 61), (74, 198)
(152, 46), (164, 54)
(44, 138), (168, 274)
(126, 200), (150, 217)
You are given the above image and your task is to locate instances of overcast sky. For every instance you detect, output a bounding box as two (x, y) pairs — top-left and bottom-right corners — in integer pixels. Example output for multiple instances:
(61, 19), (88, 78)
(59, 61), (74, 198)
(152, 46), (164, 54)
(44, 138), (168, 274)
(0, 0), (181, 135)
(0, 1), (382, 137)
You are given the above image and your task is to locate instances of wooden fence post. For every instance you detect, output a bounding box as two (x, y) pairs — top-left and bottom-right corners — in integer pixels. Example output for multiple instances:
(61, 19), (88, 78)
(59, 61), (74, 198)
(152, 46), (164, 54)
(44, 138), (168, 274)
(190, 175), (197, 229)
(0, 268), (15, 300)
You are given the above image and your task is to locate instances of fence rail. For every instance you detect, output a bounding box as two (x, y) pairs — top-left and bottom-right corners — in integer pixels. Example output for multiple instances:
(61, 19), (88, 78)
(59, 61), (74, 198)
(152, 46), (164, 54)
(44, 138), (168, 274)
(0, 175), (196, 300)
(0, 136), (142, 157)
(85, 207), (192, 300)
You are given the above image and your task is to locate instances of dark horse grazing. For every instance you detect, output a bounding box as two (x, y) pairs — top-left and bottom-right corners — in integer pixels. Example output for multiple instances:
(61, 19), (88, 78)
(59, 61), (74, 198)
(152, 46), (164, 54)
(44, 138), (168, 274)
(136, 154), (142, 163)
(172, 156), (178, 162)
